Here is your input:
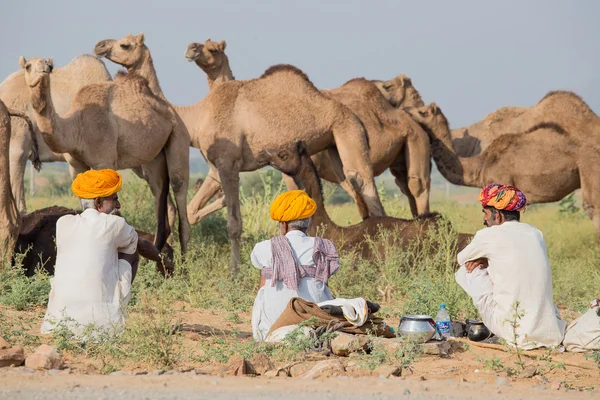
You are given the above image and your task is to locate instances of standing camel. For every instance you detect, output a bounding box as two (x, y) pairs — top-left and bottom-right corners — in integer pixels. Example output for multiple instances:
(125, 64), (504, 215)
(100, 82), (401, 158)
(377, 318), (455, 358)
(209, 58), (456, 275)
(184, 39), (431, 217)
(406, 103), (600, 242)
(1, 54), (111, 214)
(0, 99), (41, 262)
(19, 57), (190, 254)
(92, 33), (385, 273)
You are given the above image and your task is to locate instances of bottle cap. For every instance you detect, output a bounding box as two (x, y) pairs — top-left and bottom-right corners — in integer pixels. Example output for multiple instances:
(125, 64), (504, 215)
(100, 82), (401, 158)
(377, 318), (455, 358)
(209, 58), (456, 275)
(440, 304), (446, 309)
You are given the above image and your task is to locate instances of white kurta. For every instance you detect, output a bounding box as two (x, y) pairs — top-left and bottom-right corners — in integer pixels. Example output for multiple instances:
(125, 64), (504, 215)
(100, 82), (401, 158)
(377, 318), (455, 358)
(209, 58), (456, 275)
(41, 209), (138, 335)
(251, 230), (334, 341)
(456, 221), (566, 349)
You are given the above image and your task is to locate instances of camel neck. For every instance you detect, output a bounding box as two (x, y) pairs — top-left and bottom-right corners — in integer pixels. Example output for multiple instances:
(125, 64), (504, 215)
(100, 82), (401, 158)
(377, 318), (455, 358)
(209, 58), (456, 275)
(202, 56), (235, 91)
(29, 79), (72, 154)
(427, 118), (481, 187)
(296, 153), (343, 236)
(132, 50), (166, 101)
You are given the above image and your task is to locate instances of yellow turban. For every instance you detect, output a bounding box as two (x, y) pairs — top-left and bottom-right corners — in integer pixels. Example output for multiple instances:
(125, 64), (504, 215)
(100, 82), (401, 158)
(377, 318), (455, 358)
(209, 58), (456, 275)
(270, 190), (317, 222)
(72, 169), (123, 199)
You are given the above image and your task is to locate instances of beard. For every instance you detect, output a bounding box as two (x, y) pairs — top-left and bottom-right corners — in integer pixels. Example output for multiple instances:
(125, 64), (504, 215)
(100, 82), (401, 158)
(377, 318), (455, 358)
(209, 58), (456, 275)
(109, 208), (120, 215)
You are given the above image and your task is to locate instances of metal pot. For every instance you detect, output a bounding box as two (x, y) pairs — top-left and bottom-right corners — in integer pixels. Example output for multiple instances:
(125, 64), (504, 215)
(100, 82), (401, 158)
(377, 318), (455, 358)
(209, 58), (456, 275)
(398, 315), (437, 343)
(465, 319), (491, 342)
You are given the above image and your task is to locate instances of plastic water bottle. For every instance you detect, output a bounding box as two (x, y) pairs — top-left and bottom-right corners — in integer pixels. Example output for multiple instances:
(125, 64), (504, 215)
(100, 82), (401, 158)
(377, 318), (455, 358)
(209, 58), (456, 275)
(435, 304), (451, 339)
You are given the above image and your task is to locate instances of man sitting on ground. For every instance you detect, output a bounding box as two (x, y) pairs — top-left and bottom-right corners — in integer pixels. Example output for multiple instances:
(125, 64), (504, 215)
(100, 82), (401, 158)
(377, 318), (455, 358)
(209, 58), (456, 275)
(455, 183), (566, 349)
(251, 190), (340, 341)
(41, 169), (138, 335)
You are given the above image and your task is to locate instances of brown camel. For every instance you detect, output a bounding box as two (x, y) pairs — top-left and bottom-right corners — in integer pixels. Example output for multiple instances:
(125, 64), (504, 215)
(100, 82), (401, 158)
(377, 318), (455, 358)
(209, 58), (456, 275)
(1, 99), (42, 262)
(184, 39), (235, 90)
(449, 91), (598, 157)
(257, 141), (471, 258)
(185, 39), (432, 218)
(93, 34), (385, 273)
(406, 103), (600, 241)
(1, 54), (111, 214)
(372, 73), (425, 109)
(19, 56), (190, 254)
(14, 206), (174, 277)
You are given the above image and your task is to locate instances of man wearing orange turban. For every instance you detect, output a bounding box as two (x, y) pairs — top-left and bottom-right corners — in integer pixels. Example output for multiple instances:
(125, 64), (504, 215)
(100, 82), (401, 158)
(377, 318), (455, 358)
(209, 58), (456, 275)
(454, 183), (566, 349)
(251, 190), (340, 341)
(42, 169), (139, 336)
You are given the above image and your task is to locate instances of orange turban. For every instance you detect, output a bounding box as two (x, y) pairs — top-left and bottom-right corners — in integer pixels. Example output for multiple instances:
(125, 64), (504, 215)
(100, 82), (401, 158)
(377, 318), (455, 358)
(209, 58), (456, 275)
(270, 190), (317, 222)
(72, 169), (123, 199)
(479, 183), (527, 212)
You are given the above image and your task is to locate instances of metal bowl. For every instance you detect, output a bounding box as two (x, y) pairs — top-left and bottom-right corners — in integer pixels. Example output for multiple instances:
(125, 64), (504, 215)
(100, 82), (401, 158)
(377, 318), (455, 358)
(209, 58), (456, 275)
(465, 319), (491, 342)
(398, 315), (437, 343)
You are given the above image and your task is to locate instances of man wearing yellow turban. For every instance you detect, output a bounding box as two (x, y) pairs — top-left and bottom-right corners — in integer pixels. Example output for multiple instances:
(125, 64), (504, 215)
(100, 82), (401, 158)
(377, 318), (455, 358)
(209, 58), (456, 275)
(251, 190), (340, 341)
(41, 169), (139, 336)
(454, 183), (566, 349)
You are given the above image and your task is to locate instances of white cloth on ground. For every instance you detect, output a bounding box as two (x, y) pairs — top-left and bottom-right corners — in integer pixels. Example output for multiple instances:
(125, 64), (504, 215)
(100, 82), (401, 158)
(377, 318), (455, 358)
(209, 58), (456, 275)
(318, 298), (369, 327)
(41, 209), (138, 336)
(251, 230), (334, 342)
(456, 221), (566, 350)
(562, 301), (600, 352)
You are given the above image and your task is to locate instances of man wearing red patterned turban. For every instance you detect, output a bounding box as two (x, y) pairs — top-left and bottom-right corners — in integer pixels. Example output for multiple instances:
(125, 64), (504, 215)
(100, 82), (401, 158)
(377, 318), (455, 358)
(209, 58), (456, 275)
(455, 183), (566, 349)
(41, 169), (138, 336)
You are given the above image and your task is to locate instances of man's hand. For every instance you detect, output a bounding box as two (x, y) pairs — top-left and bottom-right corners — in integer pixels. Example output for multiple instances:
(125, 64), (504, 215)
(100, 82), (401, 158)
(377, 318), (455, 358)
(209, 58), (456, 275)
(465, 257), (489, 273)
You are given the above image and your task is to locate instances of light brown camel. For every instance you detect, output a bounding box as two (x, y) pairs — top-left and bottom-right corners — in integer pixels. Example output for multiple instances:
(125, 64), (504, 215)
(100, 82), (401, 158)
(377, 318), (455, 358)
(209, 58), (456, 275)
(0, 99), (41, 262)
(406, 103), (600, 241)
(93, 34), (386, 273)
(448, 91), (600, 157)
(19, 57), (190, 254)
(184, 39), (235, 90)
(1, 54), (111, 214)
(372, 73), (425, 109)
(184, 40), (431, 217)
(257, 141), (471, 258)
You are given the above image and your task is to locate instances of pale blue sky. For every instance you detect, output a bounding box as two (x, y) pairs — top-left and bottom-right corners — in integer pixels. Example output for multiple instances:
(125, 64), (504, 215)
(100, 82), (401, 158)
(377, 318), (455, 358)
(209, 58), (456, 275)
(2, 1), (598, 132)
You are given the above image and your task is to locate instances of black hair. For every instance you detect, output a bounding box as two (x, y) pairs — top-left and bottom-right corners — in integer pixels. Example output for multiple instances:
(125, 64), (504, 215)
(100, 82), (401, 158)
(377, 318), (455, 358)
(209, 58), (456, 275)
(486, 206), (520, 222)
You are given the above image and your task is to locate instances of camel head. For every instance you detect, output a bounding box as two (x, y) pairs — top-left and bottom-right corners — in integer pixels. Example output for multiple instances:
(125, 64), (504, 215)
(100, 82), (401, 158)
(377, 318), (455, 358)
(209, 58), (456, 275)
(375, 73), (424, 108)
(19, 57), (53, 88)
(406, 103), (448, 131)
(94, 33), (147, 69)
(185, 39), (227, 71)
(256, 141), (307, 176)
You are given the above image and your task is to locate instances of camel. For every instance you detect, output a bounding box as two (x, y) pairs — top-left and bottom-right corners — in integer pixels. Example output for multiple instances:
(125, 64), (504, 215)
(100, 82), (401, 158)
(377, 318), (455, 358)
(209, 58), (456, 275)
(372, 73), (425, 109)
(94, 34), (385, 273)
(448, 91), (600, 157)
(1, 54), (111, 214)
(1, 99), (41, 262)
(185, 39), (432, 217)
(19, 56), (190, 254)
(257, 141), (471, 258)
(14, 206), (174, 277)
(184, 39), (235, 90)
(406, 103), (600, 241)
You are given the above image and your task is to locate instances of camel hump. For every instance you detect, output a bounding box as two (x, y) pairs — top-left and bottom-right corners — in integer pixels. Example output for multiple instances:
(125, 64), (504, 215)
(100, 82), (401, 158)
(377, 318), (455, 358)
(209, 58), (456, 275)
(260, 64), (314, 84)
(114, 70), (151, 90)
(538, 90), (587, 106)
(526, 121), (569, 135)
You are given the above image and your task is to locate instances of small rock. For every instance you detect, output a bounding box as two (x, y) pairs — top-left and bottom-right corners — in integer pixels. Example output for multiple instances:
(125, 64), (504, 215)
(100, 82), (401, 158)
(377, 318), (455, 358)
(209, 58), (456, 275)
(217, 356), (249, 376)
(537, 385), (547, 390)
(521, 365), (537, 378)
(372, 338), (401, 354)
(289, 362), (312, 377)
(461, 378), (468, 383)
(248, 353), (274, 375)
(264, 368), (288, 377)
(421, 341), (453, 357)
(403, 389), (411, 395)
(301, 359), (345, 379)
(151, 370), (166, 376)
(450, 321), (466, 337)
(0, 337), (11, 349)
(133, 370), (148, 376)
(0, 345), (25, 367)
(330, 333), (369, 356)
(496, 377), (509, 386)
(47, 369), (61, 376)
(25, 345), (62, 370)
(374, 365), (402, 378)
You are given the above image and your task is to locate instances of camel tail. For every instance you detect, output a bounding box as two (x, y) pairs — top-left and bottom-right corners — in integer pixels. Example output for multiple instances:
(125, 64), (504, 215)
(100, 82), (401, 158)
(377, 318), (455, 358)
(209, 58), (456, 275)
(8, 108), (42, 172)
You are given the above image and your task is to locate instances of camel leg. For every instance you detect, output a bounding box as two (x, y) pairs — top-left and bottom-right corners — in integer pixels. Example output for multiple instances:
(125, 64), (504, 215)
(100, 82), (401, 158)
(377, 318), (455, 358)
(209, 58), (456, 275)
(131, 166), (177, 233)
(217, 164), (242, 274)
(580, 170), (600, 243)
(9, 144), (28, 215)
(390, 161), (419, 217)
(191, 196), (226, 221)
(163, 124), (191, 255)
(331, 119), (386, 218)
(140, 153), (171, 252)
(187, 167), (223, 224)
